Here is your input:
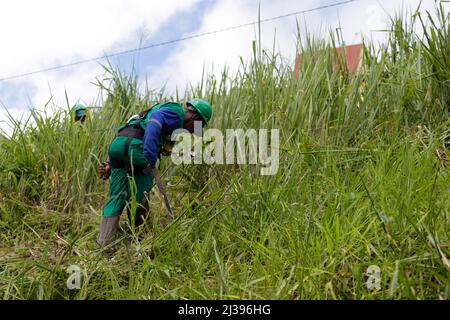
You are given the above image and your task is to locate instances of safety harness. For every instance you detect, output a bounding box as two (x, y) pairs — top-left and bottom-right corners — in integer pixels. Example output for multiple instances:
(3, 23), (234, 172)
(109, 106), (156, 174)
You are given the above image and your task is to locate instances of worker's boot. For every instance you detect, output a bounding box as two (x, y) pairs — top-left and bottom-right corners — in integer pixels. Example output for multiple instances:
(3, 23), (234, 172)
(97, 215), (120, 248)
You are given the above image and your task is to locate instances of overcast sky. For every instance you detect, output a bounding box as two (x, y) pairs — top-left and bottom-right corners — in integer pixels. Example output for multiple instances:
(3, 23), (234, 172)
(0, 0), (443, 135)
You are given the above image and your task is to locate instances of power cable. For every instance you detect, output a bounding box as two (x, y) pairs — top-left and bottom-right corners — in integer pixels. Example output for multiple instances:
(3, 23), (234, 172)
(0, 0), (361, 82)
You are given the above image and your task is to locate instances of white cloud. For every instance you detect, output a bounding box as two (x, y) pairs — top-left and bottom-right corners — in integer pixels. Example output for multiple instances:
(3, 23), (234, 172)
(0, 0), (199, 76)
(147, 0), (306, 93)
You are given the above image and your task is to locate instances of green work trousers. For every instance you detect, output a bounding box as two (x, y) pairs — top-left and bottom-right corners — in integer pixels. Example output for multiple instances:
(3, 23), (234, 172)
(102, 136), (154, 225)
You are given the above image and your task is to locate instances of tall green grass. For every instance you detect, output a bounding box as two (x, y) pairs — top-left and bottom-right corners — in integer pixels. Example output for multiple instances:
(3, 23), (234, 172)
(0, 4), (449, 299)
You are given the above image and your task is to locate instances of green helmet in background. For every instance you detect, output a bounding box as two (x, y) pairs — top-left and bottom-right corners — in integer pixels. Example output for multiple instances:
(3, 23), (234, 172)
(187, 98), (213, 125)
(72, 103), (87, 113)
(71, 103), (88, 123)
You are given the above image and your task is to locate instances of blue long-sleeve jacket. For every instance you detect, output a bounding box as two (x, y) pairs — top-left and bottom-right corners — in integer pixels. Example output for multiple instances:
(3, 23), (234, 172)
(143, 108), (184, 165)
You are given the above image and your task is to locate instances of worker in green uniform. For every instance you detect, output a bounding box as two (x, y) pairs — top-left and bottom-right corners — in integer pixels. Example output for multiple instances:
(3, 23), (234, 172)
(97, 99), (213, 247)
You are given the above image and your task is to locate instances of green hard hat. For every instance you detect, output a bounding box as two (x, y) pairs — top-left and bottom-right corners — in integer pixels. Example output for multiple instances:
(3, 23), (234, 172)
(71, 103), (87, 112)
(187, 98), (212, 124)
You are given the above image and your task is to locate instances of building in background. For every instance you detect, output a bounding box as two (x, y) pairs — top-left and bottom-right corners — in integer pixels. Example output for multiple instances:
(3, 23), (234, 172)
(295, 43), (364, 79)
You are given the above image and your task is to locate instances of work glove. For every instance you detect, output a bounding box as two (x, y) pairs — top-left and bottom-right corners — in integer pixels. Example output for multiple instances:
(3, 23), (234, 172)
(99, 162), (111, 180)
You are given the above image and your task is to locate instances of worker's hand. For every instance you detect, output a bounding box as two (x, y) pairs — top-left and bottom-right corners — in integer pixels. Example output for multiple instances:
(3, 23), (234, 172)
(99, 162), (111, 180)
(161, 141), (175, 156)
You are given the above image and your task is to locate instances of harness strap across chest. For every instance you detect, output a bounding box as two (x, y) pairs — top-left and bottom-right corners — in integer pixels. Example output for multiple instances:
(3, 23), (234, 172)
(116, 124), (145, 169)
(111, 103), (183, 173)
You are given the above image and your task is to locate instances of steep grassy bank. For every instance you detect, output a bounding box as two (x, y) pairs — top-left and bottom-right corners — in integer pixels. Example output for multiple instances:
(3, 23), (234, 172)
(0, 5), (449, 299)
